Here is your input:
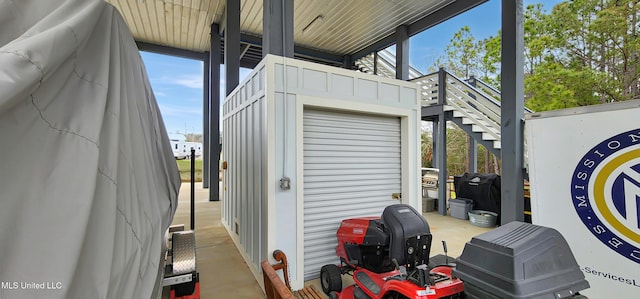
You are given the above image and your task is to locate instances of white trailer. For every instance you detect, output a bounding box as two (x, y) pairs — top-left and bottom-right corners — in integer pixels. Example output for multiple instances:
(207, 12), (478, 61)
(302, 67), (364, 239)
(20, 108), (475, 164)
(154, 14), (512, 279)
(169, 134), (188, 159)
(526, 100), (640, 299)
(185, 142), (203, 156)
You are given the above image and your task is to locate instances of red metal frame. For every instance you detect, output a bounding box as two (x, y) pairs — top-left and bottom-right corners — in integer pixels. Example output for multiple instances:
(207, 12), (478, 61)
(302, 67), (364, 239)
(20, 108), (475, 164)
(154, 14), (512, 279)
(332, 218), (464, 299)
(170, 282), (200, 299)
(335, 217), (379, 263)
(333, 266), (463, 299)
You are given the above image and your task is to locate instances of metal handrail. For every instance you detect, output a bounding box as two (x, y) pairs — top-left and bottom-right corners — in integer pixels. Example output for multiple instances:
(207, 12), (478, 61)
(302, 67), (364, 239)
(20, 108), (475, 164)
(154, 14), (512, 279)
(355, 53), (395, 78)
(468, 76), (501, 100)
(467, 76), (534, 114)
(444, 80), (501, 142)
(356, 49), (423, 79)
(446, 87), (501, 129)
(377, 49), (423, 78)
(445, 71), (503, 119)
(411, 72), (439, 106)
(410, 71), (439, 83)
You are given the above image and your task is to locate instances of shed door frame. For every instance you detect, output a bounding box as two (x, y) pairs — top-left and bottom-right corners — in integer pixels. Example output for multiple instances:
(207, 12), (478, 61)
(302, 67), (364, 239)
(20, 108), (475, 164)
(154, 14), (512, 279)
(294, 95), (419, 287)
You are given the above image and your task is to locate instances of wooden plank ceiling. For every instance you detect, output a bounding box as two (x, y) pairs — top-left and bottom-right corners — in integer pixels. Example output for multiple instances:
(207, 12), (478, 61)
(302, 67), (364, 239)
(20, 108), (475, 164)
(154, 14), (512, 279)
(106, 0), (454, 59)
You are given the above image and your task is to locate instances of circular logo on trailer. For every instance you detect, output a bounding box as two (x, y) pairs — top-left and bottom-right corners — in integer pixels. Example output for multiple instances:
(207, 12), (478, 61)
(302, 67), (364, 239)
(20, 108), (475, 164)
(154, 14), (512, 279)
(571, 129), (640, 264)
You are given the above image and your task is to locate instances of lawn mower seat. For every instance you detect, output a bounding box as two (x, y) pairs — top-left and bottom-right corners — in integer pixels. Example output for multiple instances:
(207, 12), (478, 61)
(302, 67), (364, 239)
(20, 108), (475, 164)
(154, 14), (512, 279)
(381, 204), (432, 270)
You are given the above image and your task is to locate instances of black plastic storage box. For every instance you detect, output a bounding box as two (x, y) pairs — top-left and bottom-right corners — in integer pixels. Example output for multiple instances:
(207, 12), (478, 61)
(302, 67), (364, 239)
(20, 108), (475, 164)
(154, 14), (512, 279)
(454, 222), (589, 299)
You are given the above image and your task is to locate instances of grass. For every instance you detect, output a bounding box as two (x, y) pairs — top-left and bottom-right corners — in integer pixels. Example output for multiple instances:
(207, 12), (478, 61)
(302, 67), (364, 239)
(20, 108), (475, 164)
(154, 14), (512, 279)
(176, 159), (203, 182)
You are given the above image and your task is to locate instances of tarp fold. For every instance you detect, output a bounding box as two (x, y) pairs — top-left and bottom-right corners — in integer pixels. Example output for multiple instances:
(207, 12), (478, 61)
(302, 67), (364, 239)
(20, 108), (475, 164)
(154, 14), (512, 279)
(0, 0), (180, 298)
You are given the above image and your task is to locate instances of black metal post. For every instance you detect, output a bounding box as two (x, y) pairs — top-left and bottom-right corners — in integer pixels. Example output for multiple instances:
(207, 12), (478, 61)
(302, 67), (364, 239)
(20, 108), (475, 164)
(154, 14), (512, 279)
(210, 23), (221, 202)
(436, 68), (448, 216)
(373, 52), (378, 75)
(262, 0), (294, 58)
(467, 76), (478, 173)
(190, 148), (195, 230)
(203, 53), (210, 189)
(501, 0), (525, 224)
(226, 0), (241, 95)
(395, 25), (409, 80)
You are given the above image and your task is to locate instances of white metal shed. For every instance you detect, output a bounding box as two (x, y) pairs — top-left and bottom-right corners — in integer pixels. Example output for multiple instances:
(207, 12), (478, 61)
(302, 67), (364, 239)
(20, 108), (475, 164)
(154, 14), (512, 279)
(222, 55), (420, 289)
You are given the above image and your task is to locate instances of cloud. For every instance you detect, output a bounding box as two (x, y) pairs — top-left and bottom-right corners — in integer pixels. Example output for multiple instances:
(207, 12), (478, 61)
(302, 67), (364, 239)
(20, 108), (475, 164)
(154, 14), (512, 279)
(151, 74), (204, 89)
(154, 91), (167, 97)
(171, 74), (203, 89)
(158, 104), (202, 116)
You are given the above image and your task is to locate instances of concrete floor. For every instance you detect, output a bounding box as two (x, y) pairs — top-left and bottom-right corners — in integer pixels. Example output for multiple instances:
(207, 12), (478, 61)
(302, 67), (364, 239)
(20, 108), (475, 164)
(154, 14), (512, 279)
(172, 183), (491, 298)
(171, 183), (264, 298)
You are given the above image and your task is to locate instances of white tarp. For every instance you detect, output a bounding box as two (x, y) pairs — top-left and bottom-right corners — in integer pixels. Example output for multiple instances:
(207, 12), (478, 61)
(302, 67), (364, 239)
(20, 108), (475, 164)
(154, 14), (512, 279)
(0, 0), (180, 298)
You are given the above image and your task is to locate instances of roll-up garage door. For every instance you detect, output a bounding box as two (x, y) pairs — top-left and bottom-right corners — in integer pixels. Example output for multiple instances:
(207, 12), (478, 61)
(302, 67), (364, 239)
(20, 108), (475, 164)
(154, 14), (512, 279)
(303, 109), (401, 280)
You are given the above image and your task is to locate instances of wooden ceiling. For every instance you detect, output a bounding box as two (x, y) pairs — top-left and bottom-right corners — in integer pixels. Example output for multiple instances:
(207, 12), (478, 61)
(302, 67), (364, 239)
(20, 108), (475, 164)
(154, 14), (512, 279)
(106, 0), (485, 67)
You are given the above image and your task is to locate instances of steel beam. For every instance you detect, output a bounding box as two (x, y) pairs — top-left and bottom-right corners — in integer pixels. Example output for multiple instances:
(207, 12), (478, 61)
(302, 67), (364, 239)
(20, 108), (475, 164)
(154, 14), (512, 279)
(351, 0), (488, 61)
(500, 0), (525, 223)
(436, 116), (447, 215)
(240, 33), (343, 64)
(351, 35), (396, 62)
(136, 41), (205, 61)
(395, 25), (409, 80)
(225, 0), (240, 96)
(407, 0), (487, 37)
(436, 68), (448, 215)
(465, 75), (479, 173)
(203, 53), (210, 189)
(210, 23), (222, 201)
(140, 37), (339, 70)
(448, 116), (500, 157)
(262, 0), (294, 57)
(469, 137), (477, 173)
(432, 119), (438, 167)
(296, 47), (343, 65)
(373, 52), (378, 75)
(343, 55), (352, 69)
(239, 44), (251, 59)
(420, 104), (444, 120)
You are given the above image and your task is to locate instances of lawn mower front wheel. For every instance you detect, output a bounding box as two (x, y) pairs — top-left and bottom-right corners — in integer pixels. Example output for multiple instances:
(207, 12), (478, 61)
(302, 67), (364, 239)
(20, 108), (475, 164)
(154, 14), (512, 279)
(320, 264), (342, 295)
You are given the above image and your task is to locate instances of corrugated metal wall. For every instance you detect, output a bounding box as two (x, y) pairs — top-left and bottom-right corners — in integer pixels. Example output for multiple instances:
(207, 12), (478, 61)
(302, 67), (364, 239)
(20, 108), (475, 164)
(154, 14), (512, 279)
(302, 109), (401, 280)
(222, 66), (267, 270)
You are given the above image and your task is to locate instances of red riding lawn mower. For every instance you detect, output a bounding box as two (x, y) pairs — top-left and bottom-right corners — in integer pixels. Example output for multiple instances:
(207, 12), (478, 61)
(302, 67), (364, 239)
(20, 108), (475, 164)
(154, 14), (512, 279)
(319, 204), (591, 299)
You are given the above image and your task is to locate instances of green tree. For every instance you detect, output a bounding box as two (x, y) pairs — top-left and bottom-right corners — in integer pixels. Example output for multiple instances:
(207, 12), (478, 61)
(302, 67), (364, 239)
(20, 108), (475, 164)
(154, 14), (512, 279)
(478, 34), (501, 87)
(436, 26), (481, 78)
(477, 144), (500, 174)
(425, 0), (639, 174)
(423, 125), (500, 175)
(525, 61), (602, 111)
(523, 4), (554, 75)
(432, 1), (640, 111)
(534, 0), (640, 105)
(443, 126), (465, 176)
(421, 131), (433, 168)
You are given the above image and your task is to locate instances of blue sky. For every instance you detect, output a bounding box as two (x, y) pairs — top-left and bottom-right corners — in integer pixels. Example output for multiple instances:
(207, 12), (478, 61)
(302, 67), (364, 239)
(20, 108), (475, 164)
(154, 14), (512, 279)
(141, 53), (251, 135)
(142, 0), (562, 135)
